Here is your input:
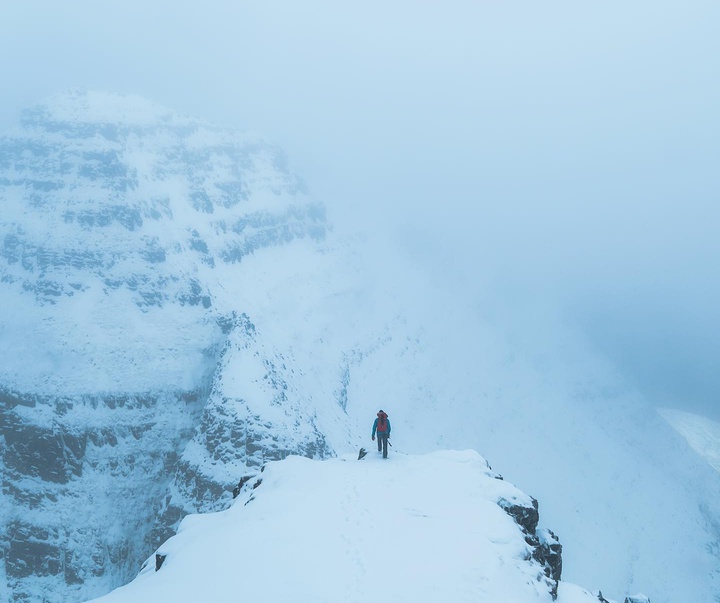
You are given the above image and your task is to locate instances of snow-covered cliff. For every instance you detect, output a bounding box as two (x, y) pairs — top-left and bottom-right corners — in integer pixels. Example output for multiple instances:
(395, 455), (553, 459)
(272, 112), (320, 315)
(1, 91), (719, 603)
(0, 89), (324, 394)
(0, 90), (336, 603)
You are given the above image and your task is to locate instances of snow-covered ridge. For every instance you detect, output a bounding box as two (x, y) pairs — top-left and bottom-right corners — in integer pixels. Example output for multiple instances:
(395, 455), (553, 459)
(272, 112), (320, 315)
(2, 90), (720, 603)
(89, 451), (596, 603)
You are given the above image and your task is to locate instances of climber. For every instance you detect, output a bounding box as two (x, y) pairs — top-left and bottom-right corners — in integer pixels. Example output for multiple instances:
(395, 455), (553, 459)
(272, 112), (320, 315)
(371, 410), (391, 458)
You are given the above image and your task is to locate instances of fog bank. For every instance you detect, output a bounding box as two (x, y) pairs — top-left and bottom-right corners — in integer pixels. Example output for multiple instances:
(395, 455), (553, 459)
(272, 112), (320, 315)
(1, 0), (718, 417)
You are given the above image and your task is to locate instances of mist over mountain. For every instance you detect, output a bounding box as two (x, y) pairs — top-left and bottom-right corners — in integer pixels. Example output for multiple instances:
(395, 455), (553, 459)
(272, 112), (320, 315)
(0, 91), (718, 603)
(1, 1), (718, 423)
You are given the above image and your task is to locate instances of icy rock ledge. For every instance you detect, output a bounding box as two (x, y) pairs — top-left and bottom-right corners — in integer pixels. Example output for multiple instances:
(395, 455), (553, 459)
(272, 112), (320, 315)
(498, 493), (563, 597)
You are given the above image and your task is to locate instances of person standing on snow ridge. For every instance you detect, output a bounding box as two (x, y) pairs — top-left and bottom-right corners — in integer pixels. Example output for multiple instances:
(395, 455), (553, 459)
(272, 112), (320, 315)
(372, 410), (391, 458)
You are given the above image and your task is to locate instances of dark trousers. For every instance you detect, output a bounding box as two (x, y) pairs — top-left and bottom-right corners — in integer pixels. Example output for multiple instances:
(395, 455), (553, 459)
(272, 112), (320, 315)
(376, 433), (389, 458)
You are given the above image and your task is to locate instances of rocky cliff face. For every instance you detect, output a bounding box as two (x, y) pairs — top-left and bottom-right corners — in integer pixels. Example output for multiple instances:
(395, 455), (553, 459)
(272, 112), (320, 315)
(1, 386), (206, 602)
(157, 312), (333, 538)
(2, 90), (719, 603)
(0, 90), (322, 312)
(0, 90), (333, 603)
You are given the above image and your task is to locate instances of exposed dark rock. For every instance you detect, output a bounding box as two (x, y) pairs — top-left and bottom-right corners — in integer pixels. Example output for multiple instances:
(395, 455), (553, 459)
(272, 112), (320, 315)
(499, 495), (562, 600)
(498, 496), (539, 535)
(0, 387), (38, 410)
(624, 596), (650, 603)
(219, 205), (326, 264)
(6, 522), (61, 578)
(535, 529), (562, 582)
(1, 388), (207, 603)
(155, 554), (167, 571)
(141, 238), (166, 264)
(525, 527), (563, 598)
(3, 415), (82, 484)
(232, 475), (255, 499)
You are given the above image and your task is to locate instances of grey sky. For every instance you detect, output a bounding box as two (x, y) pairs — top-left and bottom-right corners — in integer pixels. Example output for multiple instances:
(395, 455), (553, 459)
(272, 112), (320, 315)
(1, 1), (719, 418)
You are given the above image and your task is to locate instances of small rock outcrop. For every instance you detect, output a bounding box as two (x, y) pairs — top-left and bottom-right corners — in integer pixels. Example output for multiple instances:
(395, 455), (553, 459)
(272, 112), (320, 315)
(498, 494), (562, 599)
(531, 528), (563, 581)
(498, 495), (539, 534)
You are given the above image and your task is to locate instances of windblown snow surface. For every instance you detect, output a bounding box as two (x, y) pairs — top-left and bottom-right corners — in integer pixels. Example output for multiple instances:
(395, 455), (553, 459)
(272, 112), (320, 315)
(88, 450), (600, 603)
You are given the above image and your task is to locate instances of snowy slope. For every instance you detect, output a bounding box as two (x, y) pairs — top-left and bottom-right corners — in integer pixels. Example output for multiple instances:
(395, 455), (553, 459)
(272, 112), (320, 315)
(1, 91), (719, 603)
(658, 408), (720, 473)
(89, 451), (598, 603)
(302, 256), (720, 603)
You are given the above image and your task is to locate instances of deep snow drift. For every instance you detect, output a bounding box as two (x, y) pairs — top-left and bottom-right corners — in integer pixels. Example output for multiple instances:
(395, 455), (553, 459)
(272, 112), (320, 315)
(88, 450), (598, 603)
